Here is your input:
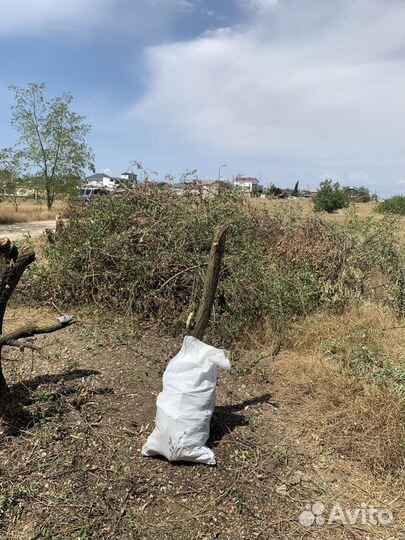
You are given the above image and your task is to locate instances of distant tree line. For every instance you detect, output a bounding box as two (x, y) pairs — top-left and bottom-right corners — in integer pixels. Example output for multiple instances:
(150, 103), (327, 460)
(267, 179), (375, 212)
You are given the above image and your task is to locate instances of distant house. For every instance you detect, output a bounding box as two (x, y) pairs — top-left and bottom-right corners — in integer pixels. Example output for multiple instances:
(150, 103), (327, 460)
(171, 180), (220, 198)
(120, 172), (137, 183)
(233, 177), (262, 194)
(86, 173), (117, 190)
(86, 171), (138, 190)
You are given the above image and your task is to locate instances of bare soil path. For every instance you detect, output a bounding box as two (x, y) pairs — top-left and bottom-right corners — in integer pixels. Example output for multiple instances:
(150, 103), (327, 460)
(0, 220), (55, 240)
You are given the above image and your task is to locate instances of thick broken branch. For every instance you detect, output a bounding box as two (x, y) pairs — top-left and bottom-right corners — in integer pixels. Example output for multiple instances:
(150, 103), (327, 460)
(0, 318), (75, 347)
(188, 224), (228, 341)
(0, 240), (76, 395)
(0, 250), (36, 333)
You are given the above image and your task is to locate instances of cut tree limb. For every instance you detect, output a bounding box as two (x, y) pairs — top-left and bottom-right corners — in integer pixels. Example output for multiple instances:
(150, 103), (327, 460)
(0, 250), (36, 333)
(188, 224), (228, 341)
(0, 318), (76, 347)
(0, 240), (75, 395)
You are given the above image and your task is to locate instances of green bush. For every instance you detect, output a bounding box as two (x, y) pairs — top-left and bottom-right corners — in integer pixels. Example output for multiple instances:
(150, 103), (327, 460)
(23, 186), (405, 343)
(25, 186), (322, 344)
(267, 184), (282, 197)
(344, 185), (373, 203)
(376, 195), (405, 216)
(314, 180), (349, 213)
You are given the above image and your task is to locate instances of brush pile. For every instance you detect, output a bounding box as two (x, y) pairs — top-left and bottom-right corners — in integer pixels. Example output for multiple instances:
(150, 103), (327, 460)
(24, 185), (405, 344)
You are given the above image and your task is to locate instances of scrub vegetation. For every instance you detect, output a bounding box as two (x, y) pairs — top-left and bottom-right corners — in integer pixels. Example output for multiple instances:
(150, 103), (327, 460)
(0, 186), (404, 539)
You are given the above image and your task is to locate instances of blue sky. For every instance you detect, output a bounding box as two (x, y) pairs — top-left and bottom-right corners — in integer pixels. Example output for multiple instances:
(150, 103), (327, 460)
(0, 0), (404, 195)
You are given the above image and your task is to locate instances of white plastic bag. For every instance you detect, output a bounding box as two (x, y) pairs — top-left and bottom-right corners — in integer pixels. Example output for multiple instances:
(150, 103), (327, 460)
(141, 335), (230, 465)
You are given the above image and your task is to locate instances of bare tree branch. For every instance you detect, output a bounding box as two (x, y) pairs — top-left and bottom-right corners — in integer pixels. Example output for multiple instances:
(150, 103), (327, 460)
(0, 318), (75, 347)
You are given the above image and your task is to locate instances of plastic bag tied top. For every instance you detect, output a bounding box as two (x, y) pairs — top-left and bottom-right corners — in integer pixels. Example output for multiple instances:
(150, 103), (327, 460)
(142, 336), (230, 465)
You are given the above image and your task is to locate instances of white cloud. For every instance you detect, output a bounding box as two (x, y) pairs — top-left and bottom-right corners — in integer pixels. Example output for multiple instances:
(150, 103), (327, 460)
(133, 0), (405, 179)
(240, 0), (279, 12)
(0, 0), (115, 37)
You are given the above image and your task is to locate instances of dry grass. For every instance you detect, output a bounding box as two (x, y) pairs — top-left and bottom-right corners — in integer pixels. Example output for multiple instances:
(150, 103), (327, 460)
(251, 198), (405, 246)
(250, 197), (405, 229)
(0, 200), (64, 224)
(291, 301), (405, 360)
(278, 303), (405, 474)
(275, 348), (405, 471)
(250, 197), (378, 220)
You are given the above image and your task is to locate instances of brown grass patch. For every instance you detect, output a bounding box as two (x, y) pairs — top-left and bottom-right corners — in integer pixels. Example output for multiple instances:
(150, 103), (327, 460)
(274, 303), (405, 474)
(290, 302), (395, 352)
(0, 200), (64, 224)
(273, 349), (405, 473)
(291, 302), (405, 361)
(250, 197), (379, 221)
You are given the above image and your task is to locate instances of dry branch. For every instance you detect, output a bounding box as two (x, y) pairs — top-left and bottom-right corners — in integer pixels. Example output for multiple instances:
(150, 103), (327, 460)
(0, 250), (36, 332)
(0, 318), (75, 347)
(0, 239), (75, 395)
(6, 339), (43, 352)
(188, 224), (228, 341)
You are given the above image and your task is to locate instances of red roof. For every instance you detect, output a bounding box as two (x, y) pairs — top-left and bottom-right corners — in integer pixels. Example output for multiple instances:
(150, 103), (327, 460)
(235, 177), (259, 184)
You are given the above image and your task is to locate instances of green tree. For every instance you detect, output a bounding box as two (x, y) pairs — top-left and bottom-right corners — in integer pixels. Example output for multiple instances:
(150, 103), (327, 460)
(314, 179), (349, 213)
(2, 83), (94, 209)
(0, 149), (22, 211)
(267, 183), (282, 197)
(292, 180), (299, 197)
(344, 185), (372, 203)
(0, 169), (19, 211)
(376, 195), (405, 215)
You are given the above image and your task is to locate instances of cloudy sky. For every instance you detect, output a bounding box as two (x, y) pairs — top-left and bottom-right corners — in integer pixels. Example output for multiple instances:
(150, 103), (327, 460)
(0, 0), (404, 194)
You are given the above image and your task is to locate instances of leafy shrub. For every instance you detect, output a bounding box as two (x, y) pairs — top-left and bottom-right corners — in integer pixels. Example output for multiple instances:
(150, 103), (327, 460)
(25, 186), (321, 343)
(24, 186), (405, 343)
(376, 195), (405, 215)
(266, 184), (282, 197)
(314, 179), (349, 213)
(323, 327), (405, 395)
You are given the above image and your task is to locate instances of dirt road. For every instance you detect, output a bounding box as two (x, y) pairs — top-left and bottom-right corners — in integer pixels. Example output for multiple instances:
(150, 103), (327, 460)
(0, 219), (55, 241)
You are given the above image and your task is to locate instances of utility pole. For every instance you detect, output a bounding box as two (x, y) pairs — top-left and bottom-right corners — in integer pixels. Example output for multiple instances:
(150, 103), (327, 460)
(218, 164), (227, 182)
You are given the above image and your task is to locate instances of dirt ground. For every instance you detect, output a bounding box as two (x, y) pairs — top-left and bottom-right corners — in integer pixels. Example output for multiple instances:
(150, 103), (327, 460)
(0, 306), (403, 540)
(0, 221), (56, 241)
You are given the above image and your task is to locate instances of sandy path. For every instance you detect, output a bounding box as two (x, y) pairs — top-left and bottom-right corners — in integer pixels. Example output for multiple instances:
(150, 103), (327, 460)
(0, 220), (55, 241)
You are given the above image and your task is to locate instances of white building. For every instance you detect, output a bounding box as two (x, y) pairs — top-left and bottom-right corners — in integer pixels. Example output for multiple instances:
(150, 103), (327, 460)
(86, 173), (117, 190)
(86, 171), (138, 190)
(120, 172), (137, 183)
(233, 176), (260, 193)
